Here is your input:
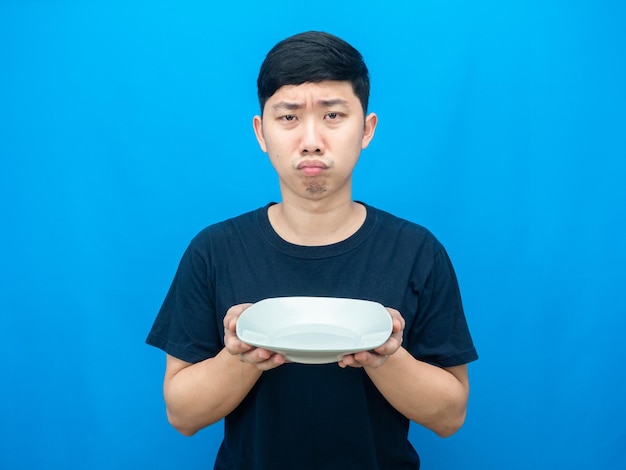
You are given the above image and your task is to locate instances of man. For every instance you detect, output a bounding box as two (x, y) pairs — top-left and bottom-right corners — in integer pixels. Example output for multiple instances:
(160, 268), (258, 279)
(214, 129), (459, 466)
(147, 31), (478, 469)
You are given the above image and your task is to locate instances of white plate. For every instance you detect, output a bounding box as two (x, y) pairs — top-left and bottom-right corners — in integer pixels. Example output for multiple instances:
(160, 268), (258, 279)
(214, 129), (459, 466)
(236, 297), (392, 364)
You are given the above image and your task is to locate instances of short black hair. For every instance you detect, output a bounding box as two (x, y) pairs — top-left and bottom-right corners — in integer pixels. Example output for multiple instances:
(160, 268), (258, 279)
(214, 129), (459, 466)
(257, 31), (370, 114)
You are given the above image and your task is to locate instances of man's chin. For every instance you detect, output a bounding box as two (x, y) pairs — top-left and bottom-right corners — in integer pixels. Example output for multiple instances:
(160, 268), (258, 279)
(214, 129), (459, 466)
(305, 182), (327, 195)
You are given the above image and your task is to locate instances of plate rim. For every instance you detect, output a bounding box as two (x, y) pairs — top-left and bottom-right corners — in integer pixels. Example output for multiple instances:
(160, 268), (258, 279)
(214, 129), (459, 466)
(235, 296), (393, 356)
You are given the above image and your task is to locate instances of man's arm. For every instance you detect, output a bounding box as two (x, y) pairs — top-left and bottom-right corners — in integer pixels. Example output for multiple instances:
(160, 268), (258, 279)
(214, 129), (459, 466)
(364, 351), (470, 437)
(339, 307), (470, 437)
(163, 350), (261, 436)
(162, 303), (286, 436)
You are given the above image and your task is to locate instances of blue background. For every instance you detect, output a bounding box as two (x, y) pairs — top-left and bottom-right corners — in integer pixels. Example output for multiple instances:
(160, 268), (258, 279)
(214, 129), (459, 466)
(1, 1), (625, 468)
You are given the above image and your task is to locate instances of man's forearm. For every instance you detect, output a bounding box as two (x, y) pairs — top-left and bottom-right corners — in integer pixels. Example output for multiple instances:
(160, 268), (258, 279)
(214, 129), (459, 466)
(365, 347), (470, 437)
(164, 349), (262, 436)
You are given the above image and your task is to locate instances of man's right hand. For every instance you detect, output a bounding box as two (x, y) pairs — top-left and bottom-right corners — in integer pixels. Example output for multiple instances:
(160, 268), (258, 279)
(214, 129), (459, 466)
(223, 303), (287, 371)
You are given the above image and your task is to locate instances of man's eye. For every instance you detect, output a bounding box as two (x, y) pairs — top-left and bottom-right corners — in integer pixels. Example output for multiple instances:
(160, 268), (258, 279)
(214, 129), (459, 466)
(326, 112), (340, 120)
(282, 115), (296, 121)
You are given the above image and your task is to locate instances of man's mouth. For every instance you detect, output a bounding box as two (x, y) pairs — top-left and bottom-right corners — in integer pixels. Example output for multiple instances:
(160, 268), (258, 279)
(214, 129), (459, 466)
(296, 160), (330, 176)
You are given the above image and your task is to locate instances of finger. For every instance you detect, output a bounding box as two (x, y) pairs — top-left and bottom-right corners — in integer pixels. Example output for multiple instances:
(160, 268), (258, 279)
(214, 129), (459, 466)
(239, 347), (270, 363)
(386, 307), (405, 332)
(352, 350), (387, 368)
(224, 313), (239, 332)
(224, 338), (253, 356)
(391, 315), (405, 333)
(338, 354), (361, 368)
(247, 352), (286, 371)
(224, 303), (253, 330)
(393, 316), (404, 333)
(373, 334), (402, 356)
(234, 339), (255, 353)
(240, 347), (286, 365)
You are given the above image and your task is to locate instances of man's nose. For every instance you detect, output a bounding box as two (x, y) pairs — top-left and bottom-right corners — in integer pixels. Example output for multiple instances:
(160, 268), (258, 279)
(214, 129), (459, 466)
(299, 120), (324, 154)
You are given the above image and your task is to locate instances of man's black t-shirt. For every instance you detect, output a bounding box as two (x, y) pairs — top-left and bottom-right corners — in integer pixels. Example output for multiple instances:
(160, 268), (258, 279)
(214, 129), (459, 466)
(147, 203), (478, 469)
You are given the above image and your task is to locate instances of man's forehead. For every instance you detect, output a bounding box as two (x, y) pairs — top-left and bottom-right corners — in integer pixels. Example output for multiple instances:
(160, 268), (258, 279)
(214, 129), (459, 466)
(270, 98), (350, 110)
(265, 81), (357, 108)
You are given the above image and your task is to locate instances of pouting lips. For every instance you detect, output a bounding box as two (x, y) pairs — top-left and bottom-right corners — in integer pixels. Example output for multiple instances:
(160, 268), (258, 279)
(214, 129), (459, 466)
(297, 160), (329, 176)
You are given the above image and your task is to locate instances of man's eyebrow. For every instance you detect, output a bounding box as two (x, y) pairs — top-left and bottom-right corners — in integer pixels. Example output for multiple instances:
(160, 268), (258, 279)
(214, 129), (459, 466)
(318, 98), (350, 107)
(271, 101), (303, 111)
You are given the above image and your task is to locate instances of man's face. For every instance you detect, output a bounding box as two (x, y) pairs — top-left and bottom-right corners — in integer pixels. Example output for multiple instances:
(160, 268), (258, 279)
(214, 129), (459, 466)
(253, 80), (377, 203)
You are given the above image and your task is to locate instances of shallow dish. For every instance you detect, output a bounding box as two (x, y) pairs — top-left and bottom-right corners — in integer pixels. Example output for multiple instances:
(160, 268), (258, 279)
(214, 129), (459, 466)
(236, 296), (392, 364)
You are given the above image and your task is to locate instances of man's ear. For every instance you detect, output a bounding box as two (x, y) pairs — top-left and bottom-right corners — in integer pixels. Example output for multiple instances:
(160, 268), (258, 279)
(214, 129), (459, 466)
(361, 112), (378, 150)
(253, 115), (267, 153)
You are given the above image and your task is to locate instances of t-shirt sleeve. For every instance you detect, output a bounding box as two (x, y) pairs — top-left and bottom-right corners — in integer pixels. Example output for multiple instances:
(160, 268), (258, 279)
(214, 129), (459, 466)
(406, 242), (478, 368)
(146, 236), (224, 363)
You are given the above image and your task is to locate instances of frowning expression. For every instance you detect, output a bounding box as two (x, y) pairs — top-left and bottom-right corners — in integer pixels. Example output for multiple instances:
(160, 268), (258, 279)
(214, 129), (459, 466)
(253, 81), (377, 202)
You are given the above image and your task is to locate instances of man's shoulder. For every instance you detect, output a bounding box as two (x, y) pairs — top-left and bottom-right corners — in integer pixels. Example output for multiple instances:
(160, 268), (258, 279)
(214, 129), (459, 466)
(189, 204), (268, 247)
(366, 204), (437, 241)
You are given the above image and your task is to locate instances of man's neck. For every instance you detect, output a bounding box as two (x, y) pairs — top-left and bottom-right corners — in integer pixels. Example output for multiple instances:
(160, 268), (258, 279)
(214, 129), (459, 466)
(267, 199), (366, 246)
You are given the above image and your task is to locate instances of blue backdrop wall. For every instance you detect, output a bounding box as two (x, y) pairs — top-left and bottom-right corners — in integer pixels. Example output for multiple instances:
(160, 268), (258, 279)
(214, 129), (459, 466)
(1, 1), (625, 469)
